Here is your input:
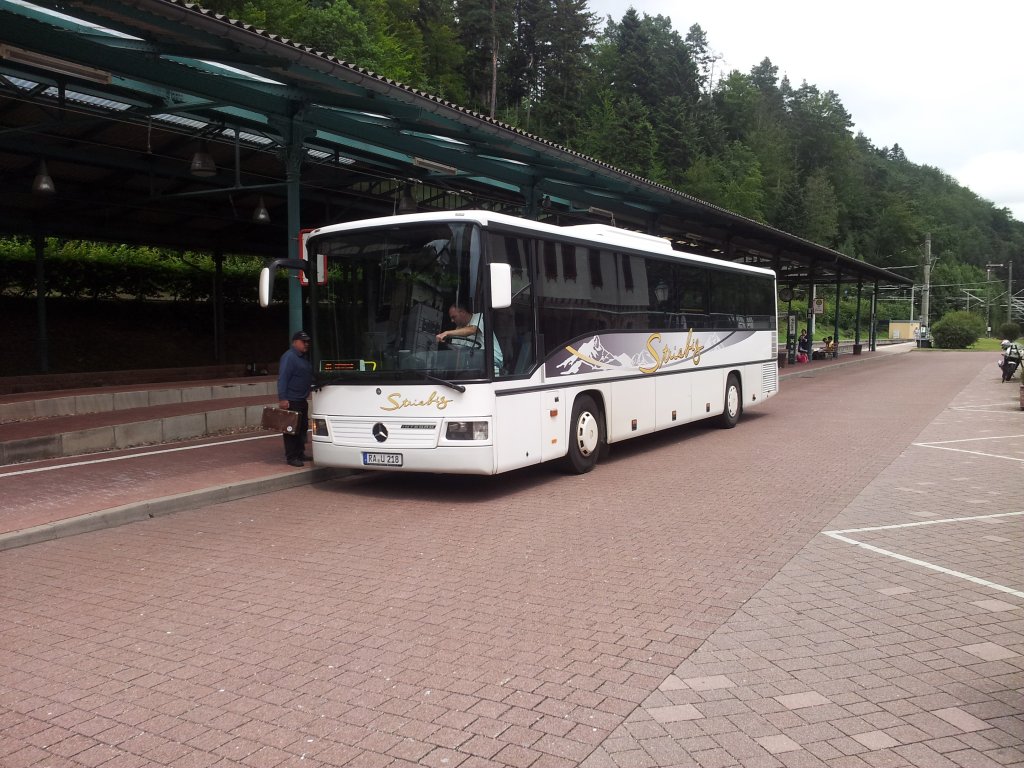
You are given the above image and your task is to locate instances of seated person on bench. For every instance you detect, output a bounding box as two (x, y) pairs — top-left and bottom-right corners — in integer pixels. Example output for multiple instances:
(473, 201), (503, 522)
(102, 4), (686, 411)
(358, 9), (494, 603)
(812, 336), (836, 359)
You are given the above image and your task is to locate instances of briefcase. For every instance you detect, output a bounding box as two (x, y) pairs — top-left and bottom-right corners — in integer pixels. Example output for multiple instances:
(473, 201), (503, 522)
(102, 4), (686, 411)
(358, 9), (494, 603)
(260, 406), (301, 434)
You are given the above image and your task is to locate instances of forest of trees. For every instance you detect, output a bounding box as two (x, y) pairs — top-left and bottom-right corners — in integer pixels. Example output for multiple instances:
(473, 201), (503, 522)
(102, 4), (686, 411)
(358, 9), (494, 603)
(201, 0), (1022, 320)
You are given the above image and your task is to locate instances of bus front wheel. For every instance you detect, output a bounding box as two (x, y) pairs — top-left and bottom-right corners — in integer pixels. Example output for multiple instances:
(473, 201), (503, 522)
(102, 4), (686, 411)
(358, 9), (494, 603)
(719, 374), (741, 429)
(564, 395), (605, 474)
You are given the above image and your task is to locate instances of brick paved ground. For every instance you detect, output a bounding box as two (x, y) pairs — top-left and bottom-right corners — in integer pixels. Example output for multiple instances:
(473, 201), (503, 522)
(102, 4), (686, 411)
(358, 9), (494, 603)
(1, 351), (1020, 768)
(583, 359), (1024, 768)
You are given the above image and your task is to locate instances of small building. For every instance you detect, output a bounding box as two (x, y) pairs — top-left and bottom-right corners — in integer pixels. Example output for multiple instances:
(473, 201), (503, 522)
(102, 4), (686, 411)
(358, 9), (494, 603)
(888, 321), (921, 340)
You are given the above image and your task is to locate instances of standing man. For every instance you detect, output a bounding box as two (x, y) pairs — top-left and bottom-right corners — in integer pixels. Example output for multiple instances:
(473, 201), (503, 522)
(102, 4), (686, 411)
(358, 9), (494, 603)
(278, 330), (313, 467)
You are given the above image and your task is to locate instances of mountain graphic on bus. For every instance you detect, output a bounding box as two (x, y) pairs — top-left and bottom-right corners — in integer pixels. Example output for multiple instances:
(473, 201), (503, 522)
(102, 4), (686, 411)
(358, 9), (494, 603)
(552, 331), (734, 376)
(555, 335), (644, 374)
(557, 331), (749, 378)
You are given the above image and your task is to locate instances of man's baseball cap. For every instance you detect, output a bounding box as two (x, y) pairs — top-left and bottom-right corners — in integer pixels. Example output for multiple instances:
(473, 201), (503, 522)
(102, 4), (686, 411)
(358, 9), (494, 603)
(292, 330), (311, 341)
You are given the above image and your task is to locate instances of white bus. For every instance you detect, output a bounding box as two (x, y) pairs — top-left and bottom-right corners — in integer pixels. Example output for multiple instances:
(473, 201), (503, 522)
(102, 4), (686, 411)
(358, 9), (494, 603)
(260, 210), (779, 474)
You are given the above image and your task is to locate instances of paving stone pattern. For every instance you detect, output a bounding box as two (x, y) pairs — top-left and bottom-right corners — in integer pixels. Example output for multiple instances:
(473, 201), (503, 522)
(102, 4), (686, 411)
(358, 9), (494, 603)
(0, 434), (291, 536)
(2, 351), (1020, 768)
(583, 360), (1024, 768)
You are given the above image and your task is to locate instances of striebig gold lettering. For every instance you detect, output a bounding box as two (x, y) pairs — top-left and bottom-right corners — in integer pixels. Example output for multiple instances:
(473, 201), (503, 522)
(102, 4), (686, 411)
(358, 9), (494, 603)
(380, 390), (452, 412)
(639, 330), (704, 374)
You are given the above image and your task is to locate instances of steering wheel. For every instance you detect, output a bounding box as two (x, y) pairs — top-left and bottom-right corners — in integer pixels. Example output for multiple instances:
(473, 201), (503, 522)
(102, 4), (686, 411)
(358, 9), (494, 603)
(438, 335), (482, 349)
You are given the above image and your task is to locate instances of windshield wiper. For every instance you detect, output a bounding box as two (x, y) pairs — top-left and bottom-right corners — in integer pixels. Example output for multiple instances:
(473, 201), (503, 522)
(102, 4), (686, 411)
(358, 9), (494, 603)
(312, 376), (348, 390)
(416, 372), (466, 393)
(312, 371), (465, 393)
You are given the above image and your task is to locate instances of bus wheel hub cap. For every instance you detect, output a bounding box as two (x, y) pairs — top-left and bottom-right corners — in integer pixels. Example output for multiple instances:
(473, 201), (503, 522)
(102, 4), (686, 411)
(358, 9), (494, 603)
(576, 413), (598, 455)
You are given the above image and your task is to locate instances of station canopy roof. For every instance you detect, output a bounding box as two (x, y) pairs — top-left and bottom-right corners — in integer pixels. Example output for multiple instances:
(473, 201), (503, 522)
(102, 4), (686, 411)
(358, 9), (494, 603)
(0, 0), (909, 288)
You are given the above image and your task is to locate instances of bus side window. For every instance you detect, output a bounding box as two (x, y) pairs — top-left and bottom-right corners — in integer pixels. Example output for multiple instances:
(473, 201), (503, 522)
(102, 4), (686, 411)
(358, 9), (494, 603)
(490, 232), (536, 377)
(708, 269), (775, 331)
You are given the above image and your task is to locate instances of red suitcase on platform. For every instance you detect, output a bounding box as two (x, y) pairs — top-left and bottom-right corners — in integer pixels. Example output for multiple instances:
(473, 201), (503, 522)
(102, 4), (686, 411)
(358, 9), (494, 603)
(260, 407), (301, 434)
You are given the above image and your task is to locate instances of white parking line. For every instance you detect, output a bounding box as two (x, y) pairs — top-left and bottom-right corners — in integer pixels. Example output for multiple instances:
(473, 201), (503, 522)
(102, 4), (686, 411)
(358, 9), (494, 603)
(950, 408), (1022, 414)
(913, 434), (1024, 462)
(951, 403), (1021, 412)
(824, 511), (1024, 600)
(828, 511), (1024, 535)
(0, 434), (277, 479)
(912, 444), (1024, 463)
(918, 434), (1024, 445)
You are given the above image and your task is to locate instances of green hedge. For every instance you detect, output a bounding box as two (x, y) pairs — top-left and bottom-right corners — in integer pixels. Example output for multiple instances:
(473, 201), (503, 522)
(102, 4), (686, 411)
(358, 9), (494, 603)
(0, 238), (284, 303)
(932, 310), (986, 349)
(996, 321), (1021, 342)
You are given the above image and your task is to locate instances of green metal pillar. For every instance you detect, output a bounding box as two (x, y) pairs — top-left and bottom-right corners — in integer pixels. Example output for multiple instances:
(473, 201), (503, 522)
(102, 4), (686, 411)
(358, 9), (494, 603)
(871, 281), (879, 351)
(284, 119), (305, 338)
(833, 269), (841, 357)
(854, 277), (863, 353)
(213, 249), (225, 364)
(34, 230), (48, 373)
(806, 265), (816, 347)
(523, 183), (541, 219)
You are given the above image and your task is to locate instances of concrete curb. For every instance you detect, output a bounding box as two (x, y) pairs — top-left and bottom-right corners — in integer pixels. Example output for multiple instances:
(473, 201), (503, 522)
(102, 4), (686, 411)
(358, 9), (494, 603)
(0, 466), (349, 552)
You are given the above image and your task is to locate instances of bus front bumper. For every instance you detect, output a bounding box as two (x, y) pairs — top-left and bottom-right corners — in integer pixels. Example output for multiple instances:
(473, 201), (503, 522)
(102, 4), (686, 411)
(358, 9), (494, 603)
(311, 441), (497, 475)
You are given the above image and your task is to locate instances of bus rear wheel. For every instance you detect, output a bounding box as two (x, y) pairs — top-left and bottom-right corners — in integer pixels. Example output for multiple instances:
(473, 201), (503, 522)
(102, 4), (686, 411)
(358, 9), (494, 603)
(719, 374), (741, 429)
(564, 395), (605, 474)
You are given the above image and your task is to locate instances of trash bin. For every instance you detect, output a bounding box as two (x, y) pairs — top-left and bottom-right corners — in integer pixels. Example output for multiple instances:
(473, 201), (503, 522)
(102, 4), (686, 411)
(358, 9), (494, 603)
(853, 344), (862, 355)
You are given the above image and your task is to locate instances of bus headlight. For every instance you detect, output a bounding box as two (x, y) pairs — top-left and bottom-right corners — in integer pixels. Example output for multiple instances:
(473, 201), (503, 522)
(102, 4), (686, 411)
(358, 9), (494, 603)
(445, 421), (489, 440)
(312, 418), (329, 437)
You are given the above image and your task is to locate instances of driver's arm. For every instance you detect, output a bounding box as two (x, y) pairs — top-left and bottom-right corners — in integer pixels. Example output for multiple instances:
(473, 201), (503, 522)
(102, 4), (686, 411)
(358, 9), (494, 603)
(437, 325), (480, 342)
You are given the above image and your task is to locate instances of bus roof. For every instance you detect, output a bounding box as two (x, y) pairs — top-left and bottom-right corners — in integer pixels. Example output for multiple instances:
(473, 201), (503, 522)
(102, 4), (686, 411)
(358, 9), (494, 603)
(307, 210), (776, 277)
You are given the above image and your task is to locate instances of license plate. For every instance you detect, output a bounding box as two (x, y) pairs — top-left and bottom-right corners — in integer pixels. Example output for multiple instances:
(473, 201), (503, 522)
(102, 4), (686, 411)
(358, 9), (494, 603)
(362, 452), (403, 467)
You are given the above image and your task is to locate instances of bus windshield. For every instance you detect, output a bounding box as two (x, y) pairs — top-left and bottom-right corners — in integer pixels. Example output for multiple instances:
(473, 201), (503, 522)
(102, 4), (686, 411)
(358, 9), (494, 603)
(308, 221), (493, 383)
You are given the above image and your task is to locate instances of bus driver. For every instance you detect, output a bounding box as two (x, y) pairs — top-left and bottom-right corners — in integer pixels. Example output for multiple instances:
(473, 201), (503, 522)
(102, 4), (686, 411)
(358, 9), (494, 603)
(436, 301), (504, 374)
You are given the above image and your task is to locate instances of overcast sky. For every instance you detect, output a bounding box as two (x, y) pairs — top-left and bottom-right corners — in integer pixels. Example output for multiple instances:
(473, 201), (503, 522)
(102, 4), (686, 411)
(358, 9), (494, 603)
(585, 0), (1023, 222)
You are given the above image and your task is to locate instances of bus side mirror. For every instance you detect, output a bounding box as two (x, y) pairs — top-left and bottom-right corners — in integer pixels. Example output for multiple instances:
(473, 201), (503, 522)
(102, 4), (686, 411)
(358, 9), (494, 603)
(258, 266), (272, 307)
(258, 258), (311, 308)
(490, 263), (512, 309)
